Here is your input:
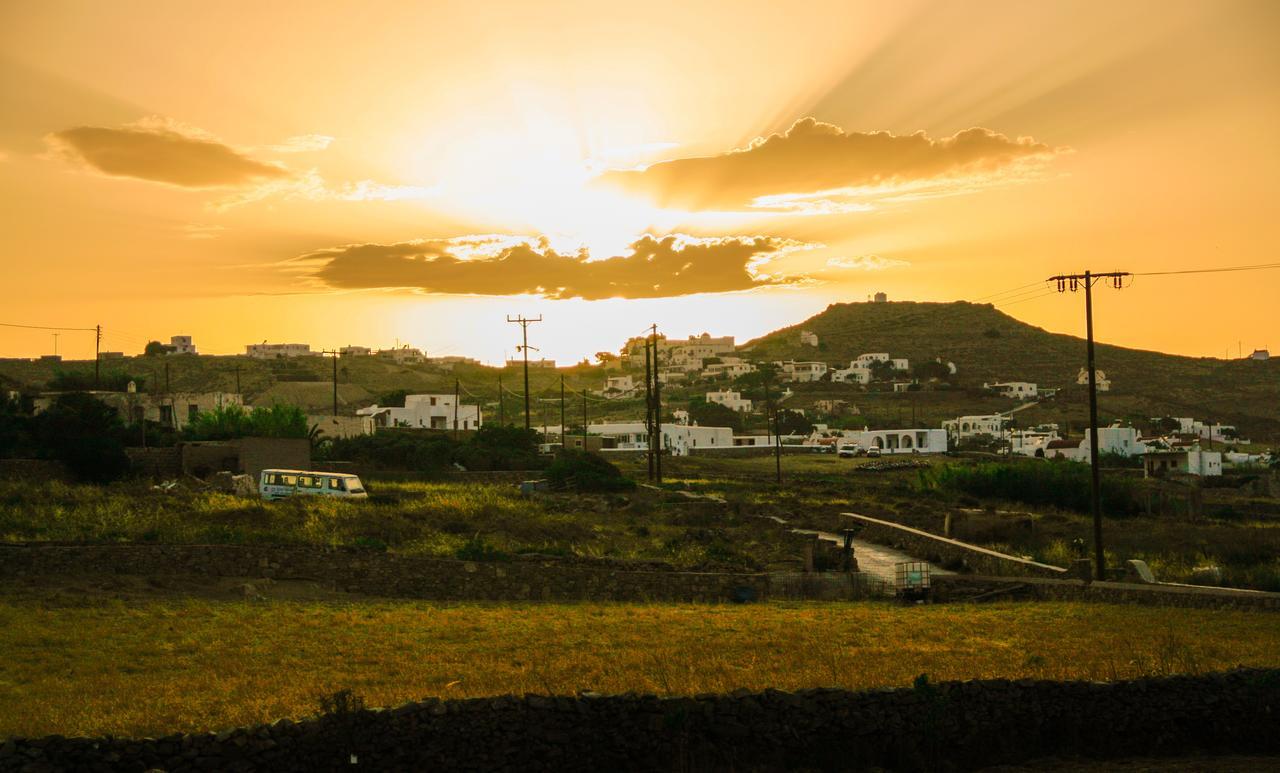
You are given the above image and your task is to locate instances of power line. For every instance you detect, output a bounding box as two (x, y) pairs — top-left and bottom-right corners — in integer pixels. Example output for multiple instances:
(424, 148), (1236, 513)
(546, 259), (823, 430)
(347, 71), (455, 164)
(1134, 261), (1280, 277)
(0, 321), (97, 332)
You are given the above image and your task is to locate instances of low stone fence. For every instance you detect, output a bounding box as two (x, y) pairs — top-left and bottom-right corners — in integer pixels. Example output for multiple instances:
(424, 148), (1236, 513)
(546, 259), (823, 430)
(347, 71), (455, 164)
(0, 544), (767, 603)
(936, 574), (1280, 612)
(4, 669), (1277, 772)
(842, 513), (1068, 578)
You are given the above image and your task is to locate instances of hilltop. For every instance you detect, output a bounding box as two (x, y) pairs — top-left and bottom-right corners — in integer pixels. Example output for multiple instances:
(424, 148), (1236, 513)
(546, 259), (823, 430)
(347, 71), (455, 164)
(741, 301), (1279, 440)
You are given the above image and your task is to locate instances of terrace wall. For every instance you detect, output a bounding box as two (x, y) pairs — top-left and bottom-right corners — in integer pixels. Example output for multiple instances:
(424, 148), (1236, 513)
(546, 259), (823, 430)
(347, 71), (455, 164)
(3, 669), (1277, 772)
(935, 574), (1280, 612)
(0, 544), (767, 603)
(843, 513), (1068, 578)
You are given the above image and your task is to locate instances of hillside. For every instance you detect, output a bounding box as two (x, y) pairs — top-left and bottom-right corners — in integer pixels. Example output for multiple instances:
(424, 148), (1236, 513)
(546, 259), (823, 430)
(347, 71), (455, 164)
(741, 301), (1280, 440)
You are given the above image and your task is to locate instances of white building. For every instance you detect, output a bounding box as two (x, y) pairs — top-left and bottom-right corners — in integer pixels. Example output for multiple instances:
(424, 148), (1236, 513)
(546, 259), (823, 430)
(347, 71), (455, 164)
(380, 346), (426, 364)
(873, 292), (888, 303)
(1045, 425), (1148, 461)
(1076, 368), (1111, 391)
(357, 393), (482, 430)
(588, 422), (734, 456)
(1009, 428), (1061, 457)
(505, 358), (556, 369)
(35, 390), (242, 430)
(986, 381), (1038, 400)
(703, 357), (755, 379)
(622, 332), (735, 367)
(1247, 348), (1270, 361)
(830, 364), (870, 384)
(840, 428), (948, 454)
(942, 414), (1007, 440)
(169, 335), (196, 355)
(706, 389), (753, 413)
(1172, 418), (1246, 444)
(246, 343), (311, 359)
(603, 375), (638, 397)
(799, 330), (819, 347)
(1144, 449), (1222, 478)
(340, 346), (372, 357)
(775, 360), (828, 383)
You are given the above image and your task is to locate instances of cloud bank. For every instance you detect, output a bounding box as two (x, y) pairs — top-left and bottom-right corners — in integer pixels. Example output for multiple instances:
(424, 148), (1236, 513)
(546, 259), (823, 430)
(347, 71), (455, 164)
(47, 122), (289, 187)
(295, 234), (815, 300)
(597, 118), (1060, 211)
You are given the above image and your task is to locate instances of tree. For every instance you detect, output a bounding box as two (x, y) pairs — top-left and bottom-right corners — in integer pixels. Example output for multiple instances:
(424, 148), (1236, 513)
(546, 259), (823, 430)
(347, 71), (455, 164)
(913, 360), (952, 381)
(594, 351), (618, 364)
(144, 341), (169, 356)
(687, 398), (743, 432)
(31, 393), (130, 483)
(184, 403), (308, 440)
(545, 450), (635, 492)
(868, 360), (897, 382)
(774, 409), (812, 436)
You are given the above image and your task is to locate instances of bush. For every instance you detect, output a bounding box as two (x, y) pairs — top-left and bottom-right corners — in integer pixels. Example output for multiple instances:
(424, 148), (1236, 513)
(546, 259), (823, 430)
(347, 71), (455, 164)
(29, 393), (131, 483)
(544, 451), (636, 493)
(184, 404), (309, 440)
(923, 460), (1143, 516)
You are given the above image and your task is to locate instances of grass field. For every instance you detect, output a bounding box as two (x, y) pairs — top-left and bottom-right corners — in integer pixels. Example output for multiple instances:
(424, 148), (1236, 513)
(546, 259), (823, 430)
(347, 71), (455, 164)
(1, 598), (1276, 739)
(0, 478), (798, 571)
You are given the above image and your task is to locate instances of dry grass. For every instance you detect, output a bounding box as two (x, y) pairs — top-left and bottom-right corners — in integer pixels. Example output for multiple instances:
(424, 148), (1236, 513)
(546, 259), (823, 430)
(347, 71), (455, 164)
(0, 599), (1276, 739)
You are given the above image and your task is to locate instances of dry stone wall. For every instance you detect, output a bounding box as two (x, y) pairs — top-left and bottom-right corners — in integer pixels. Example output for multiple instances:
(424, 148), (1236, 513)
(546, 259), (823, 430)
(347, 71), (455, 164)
(844, 513), (1068, 578)
(0, 544), (767, 603)
(3, 669), (1277, 772)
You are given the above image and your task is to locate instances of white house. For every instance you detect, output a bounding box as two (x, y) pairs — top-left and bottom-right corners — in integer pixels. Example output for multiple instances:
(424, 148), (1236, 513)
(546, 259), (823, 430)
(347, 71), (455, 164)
(942, 414), (1007, 440)
(706, 389), (753, 412)
(1172, 418), (1246, 444)
(704, 357), (755, 379)
(357, 393), (482, 430)
(1009, 428), (1061, 457)
(1144, 449), (1222, 478)
(246, 343), (311, 359)
(379, 346), (426, 364)
(588, 422), (734, 456)
(841, 428), (948, 454)
(799, 330), (819, 347)
(830, 364), (870, 384)
(1247, 349), (1270, 361)
(775, 361), (828, 383)
(1076, 368), (1111, 391)
(1045, 425), (1148, 461)
(505, 358), (556, 369)
(603, 375), (637, 397)
(986, 381), (1038, 400)
(168, 335), (196, 355)
(340, 346), (372, 357)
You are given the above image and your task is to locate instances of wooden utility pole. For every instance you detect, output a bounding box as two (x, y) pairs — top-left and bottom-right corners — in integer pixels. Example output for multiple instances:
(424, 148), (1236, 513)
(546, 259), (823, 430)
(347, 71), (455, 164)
(453, 378), (460, 439)
(94, 324), (101, 388)
(559, 374), (566, 447)
(498, 374), (505, 426)
(644, 335), (654, 481)
(321, 351), (339, 417)
(506, 315), (542, 430)
(1049, 269), (1130, 580)
(651, 324), (662, 484)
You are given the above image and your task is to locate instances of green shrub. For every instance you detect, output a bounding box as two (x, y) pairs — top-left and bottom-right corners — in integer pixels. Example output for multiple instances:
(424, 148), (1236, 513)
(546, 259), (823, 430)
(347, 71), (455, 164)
(544, 451), (636, 493)
(922, 460), (1142, 516)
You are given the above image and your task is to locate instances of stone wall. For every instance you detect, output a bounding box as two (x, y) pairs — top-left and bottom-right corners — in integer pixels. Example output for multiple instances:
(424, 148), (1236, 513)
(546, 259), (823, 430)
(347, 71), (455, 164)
(0, 544), (768, 603)
(936, 574), (1280, 612)
(843, 513), (1068, 578)
(4, 669), (1277, 772)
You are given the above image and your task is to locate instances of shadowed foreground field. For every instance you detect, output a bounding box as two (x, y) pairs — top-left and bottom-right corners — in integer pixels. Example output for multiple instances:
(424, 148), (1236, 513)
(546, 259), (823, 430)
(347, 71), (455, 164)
(1, 600), (1277, 739)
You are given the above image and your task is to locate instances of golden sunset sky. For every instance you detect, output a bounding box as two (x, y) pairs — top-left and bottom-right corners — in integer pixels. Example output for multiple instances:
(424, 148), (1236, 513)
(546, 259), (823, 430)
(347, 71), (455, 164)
(1, 0), (1277, 363)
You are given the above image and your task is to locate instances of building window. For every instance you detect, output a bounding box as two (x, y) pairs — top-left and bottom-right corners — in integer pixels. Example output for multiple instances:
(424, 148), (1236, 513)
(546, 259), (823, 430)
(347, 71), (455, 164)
(188, 404), (199, 422)
(159, 404), (174, 426)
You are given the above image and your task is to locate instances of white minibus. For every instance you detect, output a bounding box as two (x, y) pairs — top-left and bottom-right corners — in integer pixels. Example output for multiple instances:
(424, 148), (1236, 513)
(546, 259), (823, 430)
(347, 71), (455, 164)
(259, 469), (368, 501)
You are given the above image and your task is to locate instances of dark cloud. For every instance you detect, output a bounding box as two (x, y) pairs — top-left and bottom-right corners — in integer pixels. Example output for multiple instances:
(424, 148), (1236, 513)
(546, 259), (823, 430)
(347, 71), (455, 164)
(297, 234), (806, 299)
(47, 122), (288, 187)
(596, 118), (1058, 210)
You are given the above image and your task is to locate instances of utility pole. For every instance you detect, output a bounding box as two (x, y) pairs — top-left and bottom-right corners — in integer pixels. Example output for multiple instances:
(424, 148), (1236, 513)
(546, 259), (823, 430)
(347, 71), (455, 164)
(52, 332), (59, 357)
(581, 389), (588, 451)
(234, 364), (241, 395)
(498, 374), (505, 426)
(1049, 269), (1130, 581)
(321, 351), (339, 417)
(506, 315), (542, 431)
(559, 374), (566, 448)
(644, 334), (655, 481)
(653, 339), (663, 484)
(164, 361), (173, 429)
(764, 369), (781, 484)
(453, 378), (460, 439)
(94, 324), (101, 388)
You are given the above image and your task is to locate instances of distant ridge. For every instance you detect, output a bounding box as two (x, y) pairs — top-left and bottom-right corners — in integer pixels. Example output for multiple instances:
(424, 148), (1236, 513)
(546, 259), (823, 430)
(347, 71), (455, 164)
(742, 301), (1278, 438)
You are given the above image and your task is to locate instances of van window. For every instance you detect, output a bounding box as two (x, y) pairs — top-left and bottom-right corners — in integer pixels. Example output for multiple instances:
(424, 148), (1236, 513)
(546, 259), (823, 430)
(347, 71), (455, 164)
(281, 474), (297, 486)
(298, 475), (321, 488)
(327, 477), (346, 491)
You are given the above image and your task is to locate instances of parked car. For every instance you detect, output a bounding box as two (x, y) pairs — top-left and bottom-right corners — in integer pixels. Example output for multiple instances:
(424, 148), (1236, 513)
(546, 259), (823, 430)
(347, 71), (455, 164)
(837, 445), (866, 458)
(259, 469), (368, 501)
(865, 447), (882, 458)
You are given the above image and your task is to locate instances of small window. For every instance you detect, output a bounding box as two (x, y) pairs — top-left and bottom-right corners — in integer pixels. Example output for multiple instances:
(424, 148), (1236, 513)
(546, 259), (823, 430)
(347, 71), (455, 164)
(282, 474), (298, 486)
(328, 477), (345, 491)
(188, 404), (199, 422)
